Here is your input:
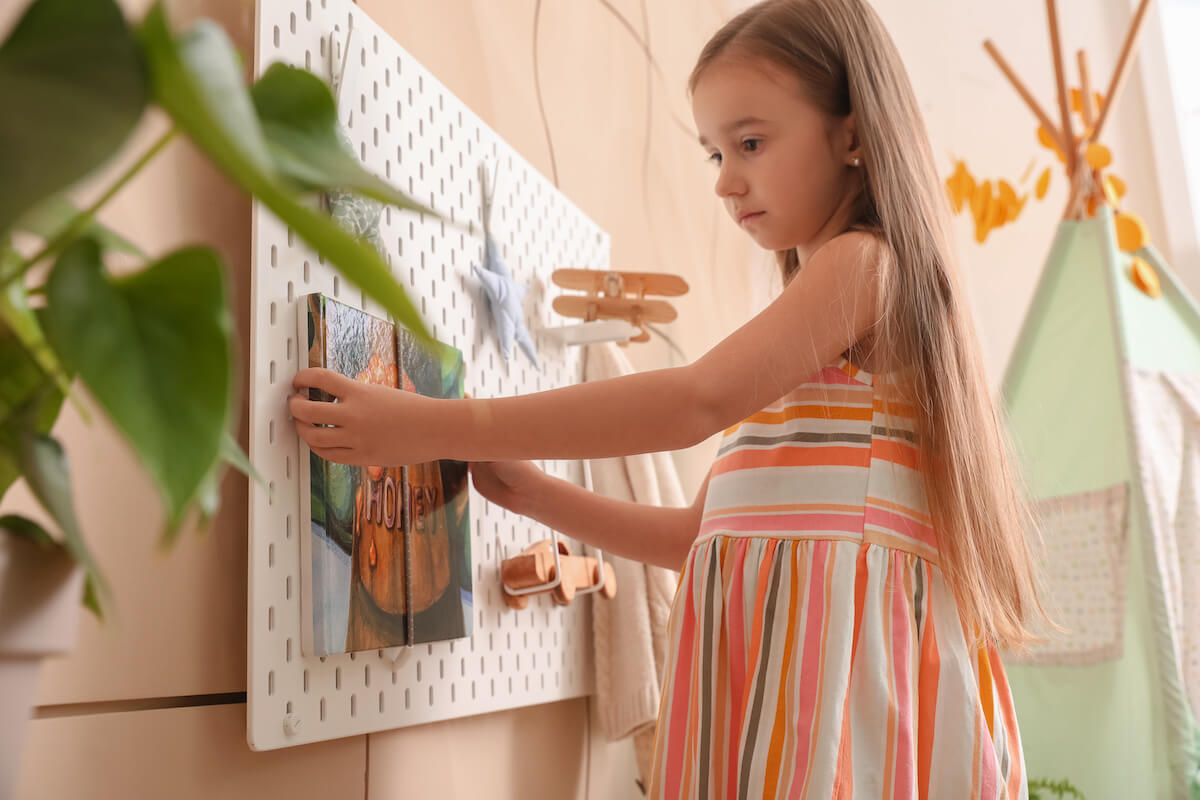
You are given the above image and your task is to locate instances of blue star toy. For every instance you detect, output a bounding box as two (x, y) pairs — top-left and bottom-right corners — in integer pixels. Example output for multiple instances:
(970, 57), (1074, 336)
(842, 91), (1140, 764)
(473, 163), (539, 370)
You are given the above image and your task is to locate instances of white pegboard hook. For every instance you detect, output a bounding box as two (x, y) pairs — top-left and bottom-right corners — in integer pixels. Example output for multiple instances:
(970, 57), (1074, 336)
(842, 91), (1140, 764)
(329, 16), (355, 105)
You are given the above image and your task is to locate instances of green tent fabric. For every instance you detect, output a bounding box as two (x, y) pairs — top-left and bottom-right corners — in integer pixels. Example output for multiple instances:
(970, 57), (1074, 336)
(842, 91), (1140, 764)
(1001, 204), (1200, 799)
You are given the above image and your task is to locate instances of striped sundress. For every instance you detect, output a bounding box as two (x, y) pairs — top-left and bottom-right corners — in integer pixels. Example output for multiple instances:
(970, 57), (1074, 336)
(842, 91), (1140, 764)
(646, 357), (1026, 799)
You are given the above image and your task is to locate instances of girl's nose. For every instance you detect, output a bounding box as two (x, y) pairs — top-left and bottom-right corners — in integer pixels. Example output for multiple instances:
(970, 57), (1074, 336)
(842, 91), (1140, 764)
(714, 166), (745, 198)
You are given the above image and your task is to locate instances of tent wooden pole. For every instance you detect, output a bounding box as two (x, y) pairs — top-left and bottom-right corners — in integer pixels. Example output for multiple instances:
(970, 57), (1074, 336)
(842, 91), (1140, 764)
(1046, 0), (1077, 176)
(1078, 49), (1096, 133)
(983, 39), (1067, 155)
(1093, 0), (1154, 142)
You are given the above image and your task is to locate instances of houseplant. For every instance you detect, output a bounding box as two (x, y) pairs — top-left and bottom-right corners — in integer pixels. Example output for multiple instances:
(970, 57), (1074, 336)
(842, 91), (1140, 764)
(0, 0), (439, 790)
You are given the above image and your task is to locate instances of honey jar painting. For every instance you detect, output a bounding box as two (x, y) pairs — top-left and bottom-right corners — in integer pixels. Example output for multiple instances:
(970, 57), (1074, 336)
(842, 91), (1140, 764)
(397, 328), (473, 644)
(298, 294), (473, 657)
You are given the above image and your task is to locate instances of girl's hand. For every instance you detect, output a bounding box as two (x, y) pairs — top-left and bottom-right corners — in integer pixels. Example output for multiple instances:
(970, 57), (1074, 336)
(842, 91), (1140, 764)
(289, 367), (439, 466)
(469, 460), (544, 517)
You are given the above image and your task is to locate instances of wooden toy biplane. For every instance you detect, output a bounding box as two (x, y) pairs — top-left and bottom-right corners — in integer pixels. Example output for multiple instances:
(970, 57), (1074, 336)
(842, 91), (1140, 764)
(549, 269), (689, 344)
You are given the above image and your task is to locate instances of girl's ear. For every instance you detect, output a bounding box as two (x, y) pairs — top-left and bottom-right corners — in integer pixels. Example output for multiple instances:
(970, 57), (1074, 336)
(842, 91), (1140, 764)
(842, 111), (863, 166)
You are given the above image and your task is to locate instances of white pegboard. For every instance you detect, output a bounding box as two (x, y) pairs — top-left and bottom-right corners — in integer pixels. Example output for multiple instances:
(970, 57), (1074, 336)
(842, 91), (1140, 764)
(247, 0), (609, 750)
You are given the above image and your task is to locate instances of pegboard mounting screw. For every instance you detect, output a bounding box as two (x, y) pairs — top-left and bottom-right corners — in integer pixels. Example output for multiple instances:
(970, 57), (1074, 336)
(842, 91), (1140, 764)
(283, 713), (302, 736)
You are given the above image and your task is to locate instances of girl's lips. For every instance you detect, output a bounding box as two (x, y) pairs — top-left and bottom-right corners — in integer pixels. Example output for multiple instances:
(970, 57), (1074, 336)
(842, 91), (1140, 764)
(739, 211), (765, 224)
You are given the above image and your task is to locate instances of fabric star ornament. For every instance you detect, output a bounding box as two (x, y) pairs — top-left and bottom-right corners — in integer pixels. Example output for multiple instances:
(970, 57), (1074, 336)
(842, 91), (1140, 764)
(473, 232), (539, 369)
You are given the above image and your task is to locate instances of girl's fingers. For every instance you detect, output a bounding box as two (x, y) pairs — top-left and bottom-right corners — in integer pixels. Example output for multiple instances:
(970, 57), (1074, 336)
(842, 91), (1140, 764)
(294, 419), (351, 451)
(289, 394), (346, 426)
(310, 444), (356, 463)
(293, 367), (354, 397)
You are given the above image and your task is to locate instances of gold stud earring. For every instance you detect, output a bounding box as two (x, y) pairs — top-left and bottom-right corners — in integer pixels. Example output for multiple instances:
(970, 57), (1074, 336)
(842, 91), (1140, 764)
(851, 157), (862, 167)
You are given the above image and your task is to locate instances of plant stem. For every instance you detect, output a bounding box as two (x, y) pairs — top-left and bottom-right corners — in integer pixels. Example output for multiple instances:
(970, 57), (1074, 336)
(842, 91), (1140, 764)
(1, 127), (178, 289)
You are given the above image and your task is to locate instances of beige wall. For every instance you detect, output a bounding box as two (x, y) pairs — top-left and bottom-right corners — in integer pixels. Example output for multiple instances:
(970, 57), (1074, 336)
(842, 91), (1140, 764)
(11, 0), (744, 798)
(872, 0), (1178, 386)
(9, 0), (1190, 797)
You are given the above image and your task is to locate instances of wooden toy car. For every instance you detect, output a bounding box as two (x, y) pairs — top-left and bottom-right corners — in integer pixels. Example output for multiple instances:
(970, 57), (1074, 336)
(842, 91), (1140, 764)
(500, 538), (617, 610)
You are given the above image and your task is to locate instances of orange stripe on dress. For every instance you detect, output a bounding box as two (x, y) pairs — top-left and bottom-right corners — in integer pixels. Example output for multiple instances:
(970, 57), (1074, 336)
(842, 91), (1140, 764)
(873, 397), (919, 418)
(871, 439), (920, 470)
(989, 646), (1025, 795)
(713, 445), (872, 476)
(916, 563), (939, 800)
(762, 543), (803, 800)
(977, 645), (995, 737)
(727, 402), (874, 433)
(890, 553), (917, 799)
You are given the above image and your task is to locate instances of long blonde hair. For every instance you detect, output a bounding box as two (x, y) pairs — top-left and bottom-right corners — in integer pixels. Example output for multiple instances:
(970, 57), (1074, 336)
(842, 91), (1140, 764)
(691, 0), (1047, 650)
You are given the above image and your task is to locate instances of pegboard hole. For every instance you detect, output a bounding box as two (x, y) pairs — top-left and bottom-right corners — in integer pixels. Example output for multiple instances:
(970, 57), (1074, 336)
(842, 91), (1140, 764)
(335, 667), (342, 690)
(286, 637), (292, 663)
(286, 575), (292, 600)
(267, 481), (275, 506)
(404, 689), (411, 710)
(289, 11), (296, 33)
(269, 302), (277, 325)
(333, 276), (340, 298)
(268, 605), (274, 630)
(320, 697), (326, 721)
(303, 670), (310, 693)
(270, 245), (277, 267)
(272, 25), (279, 47)
(268, 670), (275, 695)
(303, 260), (310, 283)
(268, 543), (275, 567)
(350, 694), (357, 718)
(268, 420), (274, 445)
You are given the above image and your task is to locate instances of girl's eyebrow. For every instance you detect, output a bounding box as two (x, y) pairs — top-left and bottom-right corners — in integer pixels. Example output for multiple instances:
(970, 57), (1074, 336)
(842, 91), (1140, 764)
(697, 116), (771, 147)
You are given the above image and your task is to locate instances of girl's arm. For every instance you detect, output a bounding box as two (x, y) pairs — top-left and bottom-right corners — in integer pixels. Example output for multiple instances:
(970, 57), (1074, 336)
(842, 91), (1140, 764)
(475, 460), (713, 570)
(519, 465), (714, 571)
(290, 232), (881, 466)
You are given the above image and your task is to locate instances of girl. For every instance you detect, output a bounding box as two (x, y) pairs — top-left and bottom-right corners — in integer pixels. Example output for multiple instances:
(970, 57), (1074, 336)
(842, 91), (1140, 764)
(291, 0), (1045, 796)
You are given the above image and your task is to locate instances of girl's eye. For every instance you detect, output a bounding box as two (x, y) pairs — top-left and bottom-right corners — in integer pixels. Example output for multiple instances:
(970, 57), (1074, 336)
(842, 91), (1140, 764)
(707, 151), (722, 166)
(742, 138), (762, 153)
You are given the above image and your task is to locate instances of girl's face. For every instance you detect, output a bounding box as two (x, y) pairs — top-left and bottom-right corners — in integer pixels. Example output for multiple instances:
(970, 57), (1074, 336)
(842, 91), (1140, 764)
(692, 56), (858, 255)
